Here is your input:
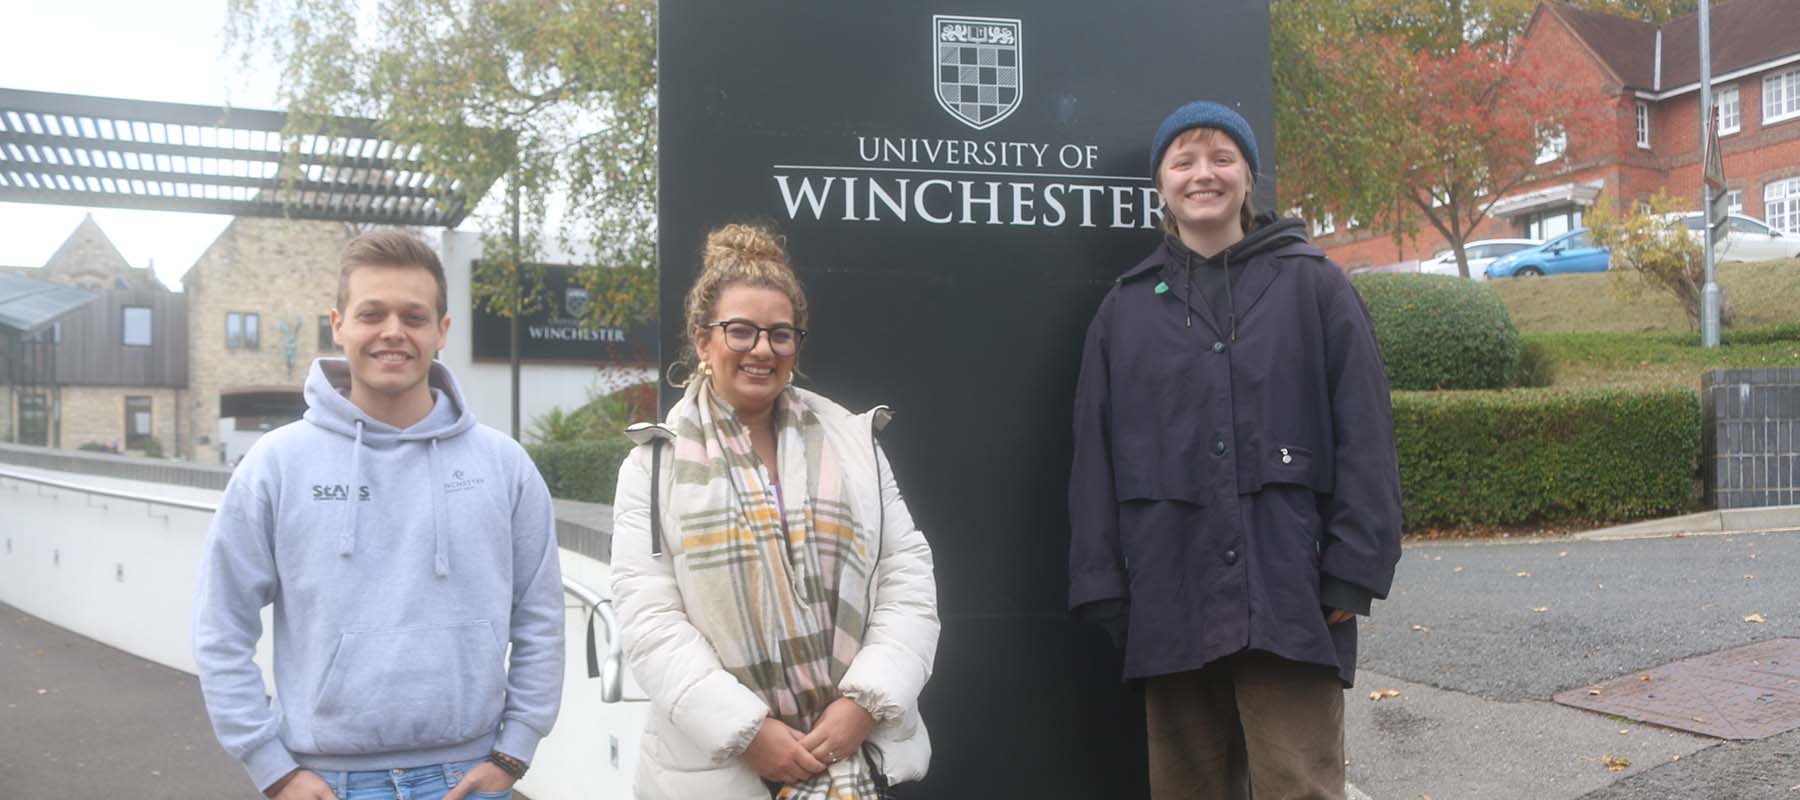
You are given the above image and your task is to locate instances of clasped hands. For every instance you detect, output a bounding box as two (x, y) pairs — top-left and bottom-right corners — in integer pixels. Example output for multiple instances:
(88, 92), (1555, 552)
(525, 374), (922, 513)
(742, 697), (875, 785)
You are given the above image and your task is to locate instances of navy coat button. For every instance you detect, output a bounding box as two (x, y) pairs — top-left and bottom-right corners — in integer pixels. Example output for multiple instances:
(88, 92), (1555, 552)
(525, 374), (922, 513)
(1213, 439), (1227, 455)
(1224, 549), (1239, 565)
(1213, 341), (1226, 353)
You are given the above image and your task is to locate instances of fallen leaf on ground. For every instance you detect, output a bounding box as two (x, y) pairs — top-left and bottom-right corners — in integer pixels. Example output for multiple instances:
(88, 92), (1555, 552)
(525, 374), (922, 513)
(1533, 607), (1549, 613)
(1411, 624), (1429, 632)
(1604, 754), (1630, 771)
(1747, 575), (1757, 580)
(1588, 689), (1603, 696)
(1745, 614), (1767, 624)
(35, 689), (47, 695)
(1453, 566), (1464, 573)
(1559, 551), (1568, 557)
(1516, 571), (1532, 577)
(1619, 729), (1630, 735)
(1640, 674), (1653, 682)
(1368, 689), (1402, 701)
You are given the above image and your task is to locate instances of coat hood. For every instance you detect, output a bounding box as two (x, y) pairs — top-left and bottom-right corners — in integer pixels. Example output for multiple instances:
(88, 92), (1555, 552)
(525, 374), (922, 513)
(300, 358), (477, 576)
(1118, 213), (1313, 284)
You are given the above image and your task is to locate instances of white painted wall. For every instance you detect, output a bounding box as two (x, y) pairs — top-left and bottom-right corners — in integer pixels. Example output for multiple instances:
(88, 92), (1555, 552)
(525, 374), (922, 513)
(437, 231), (656, 442)
(0, 465), (647, 799)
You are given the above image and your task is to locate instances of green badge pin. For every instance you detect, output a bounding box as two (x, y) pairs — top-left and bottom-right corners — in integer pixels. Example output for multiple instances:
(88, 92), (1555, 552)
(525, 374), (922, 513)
(1154, 281), (1169, 295)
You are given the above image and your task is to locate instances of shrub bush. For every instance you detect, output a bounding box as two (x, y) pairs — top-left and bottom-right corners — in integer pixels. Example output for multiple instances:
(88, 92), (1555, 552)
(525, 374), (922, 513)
(1514, 339), (1557, 388)
(1393, 386), (1700, 528)
(525, 382), (657, 503)
(528, 382), (657, 445)
(1352, 273), (1522, 390)
(527, 437), (635, 505)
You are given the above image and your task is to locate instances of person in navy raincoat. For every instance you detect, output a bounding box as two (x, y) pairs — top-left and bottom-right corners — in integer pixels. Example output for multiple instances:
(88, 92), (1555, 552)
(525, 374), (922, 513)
(1067, 100), (1402, 800)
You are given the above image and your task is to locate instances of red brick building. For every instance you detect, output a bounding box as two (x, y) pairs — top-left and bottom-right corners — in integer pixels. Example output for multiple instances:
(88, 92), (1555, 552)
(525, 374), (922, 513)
(1317, 0), (1800, 269)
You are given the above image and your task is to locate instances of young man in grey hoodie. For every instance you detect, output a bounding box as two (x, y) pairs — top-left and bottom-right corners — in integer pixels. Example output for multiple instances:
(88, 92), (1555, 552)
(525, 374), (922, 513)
(194, 231), (564, 800)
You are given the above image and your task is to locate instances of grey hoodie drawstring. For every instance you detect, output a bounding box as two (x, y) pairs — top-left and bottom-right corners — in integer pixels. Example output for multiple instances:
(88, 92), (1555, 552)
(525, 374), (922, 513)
(339, 420), (365, 557)
(427, 438), (450, 577)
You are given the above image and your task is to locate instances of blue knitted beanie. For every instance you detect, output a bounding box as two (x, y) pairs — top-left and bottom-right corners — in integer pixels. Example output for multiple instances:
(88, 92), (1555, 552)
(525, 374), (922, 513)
(1149, 100), (1260, 180)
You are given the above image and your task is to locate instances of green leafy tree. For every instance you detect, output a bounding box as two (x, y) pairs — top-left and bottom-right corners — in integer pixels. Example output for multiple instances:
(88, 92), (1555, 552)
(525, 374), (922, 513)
(226, 0), (658, 328)
(1586, 192), (1734, 331)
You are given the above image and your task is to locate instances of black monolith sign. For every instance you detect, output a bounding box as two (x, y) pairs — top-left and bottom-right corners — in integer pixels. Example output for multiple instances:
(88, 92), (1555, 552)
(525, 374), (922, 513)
(659, 3), (1275, 796)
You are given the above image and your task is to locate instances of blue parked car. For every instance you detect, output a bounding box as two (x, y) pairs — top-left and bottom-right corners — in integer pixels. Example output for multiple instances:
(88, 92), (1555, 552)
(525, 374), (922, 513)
(1485, 228), (1611, 278)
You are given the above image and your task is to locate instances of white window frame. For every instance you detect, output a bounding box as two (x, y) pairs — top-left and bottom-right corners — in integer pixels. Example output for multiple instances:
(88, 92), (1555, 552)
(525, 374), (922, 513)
(1716, 84), (1740, 135)
(1766, 178), (1800, 235)
(1635, 101), (1651, 148)
(1766, 68), (1800, 125)
(1725, 189), (1743, 216)
(121, 306), (152, 347)
(1312, 212), (1336, 237)
(1536, 129), (1568, 165)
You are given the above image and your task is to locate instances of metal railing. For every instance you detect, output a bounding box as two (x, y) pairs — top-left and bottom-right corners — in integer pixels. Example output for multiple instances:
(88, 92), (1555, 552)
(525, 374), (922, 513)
(0, 465), (644, 703)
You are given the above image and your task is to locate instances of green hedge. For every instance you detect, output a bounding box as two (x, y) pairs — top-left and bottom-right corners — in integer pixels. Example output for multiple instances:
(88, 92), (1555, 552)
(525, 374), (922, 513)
(527, 437), (635, 504)
(1353, 273), (1522, 390)
(1394, 387), (1700, 528)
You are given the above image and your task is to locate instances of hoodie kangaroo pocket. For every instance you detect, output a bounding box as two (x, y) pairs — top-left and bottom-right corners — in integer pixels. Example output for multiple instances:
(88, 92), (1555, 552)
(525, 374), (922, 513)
(310, 620), (506, 754)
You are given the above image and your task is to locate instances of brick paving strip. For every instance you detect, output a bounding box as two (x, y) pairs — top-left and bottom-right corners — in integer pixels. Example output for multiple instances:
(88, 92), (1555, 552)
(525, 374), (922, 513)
(1555, 638), (1800, 740)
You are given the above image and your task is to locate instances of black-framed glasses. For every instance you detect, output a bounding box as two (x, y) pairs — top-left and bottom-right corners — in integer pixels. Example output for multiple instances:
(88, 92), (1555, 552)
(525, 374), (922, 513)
(702, 319), (807, 356)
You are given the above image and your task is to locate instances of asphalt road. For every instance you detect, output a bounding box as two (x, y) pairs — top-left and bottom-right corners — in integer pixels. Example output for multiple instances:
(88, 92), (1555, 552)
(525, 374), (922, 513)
(1346, 530), (1800, 799)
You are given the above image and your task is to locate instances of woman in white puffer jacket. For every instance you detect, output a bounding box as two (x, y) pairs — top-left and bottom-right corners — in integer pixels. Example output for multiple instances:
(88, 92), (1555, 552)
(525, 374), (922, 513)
(610, 224), (939, 800)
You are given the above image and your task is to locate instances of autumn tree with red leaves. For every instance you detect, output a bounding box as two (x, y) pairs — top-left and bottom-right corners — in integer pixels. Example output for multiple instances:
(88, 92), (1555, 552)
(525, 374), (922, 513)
(1391, 42), (1609, 277)
(1280, 34), (1605, 277)
(1274, 0), (1653, 277)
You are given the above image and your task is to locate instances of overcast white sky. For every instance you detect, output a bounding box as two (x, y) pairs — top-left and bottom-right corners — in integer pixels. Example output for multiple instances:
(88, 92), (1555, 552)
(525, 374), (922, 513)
(0, 0), (505, 287)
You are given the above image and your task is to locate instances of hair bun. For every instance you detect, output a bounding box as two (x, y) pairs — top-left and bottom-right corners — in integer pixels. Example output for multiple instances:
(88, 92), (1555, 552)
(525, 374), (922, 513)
(705, 223), (787, 266)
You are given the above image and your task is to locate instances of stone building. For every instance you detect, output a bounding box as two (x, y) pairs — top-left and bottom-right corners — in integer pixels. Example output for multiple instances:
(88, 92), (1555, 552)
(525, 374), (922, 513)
(181, 217), (357, 464)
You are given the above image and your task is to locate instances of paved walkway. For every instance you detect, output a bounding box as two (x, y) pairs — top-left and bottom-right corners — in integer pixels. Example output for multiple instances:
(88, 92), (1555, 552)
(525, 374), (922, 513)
(1346, 529), (1800, 799)
(0, 606), (545, 800)
(0, 603), (247, 799)
(12, 528), (1800, 798)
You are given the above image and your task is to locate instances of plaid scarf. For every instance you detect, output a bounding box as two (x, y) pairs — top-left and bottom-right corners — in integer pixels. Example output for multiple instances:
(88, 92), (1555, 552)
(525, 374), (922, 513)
(669, 378), (882, 799)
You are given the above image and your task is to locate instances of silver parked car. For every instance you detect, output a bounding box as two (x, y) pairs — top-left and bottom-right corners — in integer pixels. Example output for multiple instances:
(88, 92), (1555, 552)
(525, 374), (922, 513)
(1419, 239), (1541, 280)
(1672, 213), (1800, 262)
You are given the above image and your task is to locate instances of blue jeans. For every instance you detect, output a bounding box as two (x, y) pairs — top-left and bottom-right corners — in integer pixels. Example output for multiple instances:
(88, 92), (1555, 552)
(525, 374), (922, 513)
(315, 757), (513, 800)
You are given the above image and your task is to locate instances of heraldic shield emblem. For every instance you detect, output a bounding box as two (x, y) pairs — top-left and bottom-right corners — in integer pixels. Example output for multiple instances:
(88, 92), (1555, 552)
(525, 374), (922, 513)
(564, 287), (590, 319)
(934, 15), (1021, 130)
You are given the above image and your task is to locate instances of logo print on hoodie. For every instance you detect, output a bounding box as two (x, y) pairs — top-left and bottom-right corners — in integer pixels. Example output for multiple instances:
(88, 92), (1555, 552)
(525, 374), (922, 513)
(445, 468), (485, 494)
(311, 484), (372, 502)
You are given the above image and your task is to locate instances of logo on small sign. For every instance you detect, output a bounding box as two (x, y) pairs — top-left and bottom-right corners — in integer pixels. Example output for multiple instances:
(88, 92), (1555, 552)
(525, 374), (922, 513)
(933, 15), (1022, 131)
(565, 287), (590, 319)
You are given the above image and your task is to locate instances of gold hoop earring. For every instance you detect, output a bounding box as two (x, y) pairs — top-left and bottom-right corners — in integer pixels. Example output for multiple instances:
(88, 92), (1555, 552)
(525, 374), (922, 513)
(701, 362), (714, 377)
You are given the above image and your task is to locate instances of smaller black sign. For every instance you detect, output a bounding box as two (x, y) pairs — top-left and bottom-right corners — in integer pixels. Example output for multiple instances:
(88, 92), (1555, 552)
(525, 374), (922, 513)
(469, 264), (657, 365)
